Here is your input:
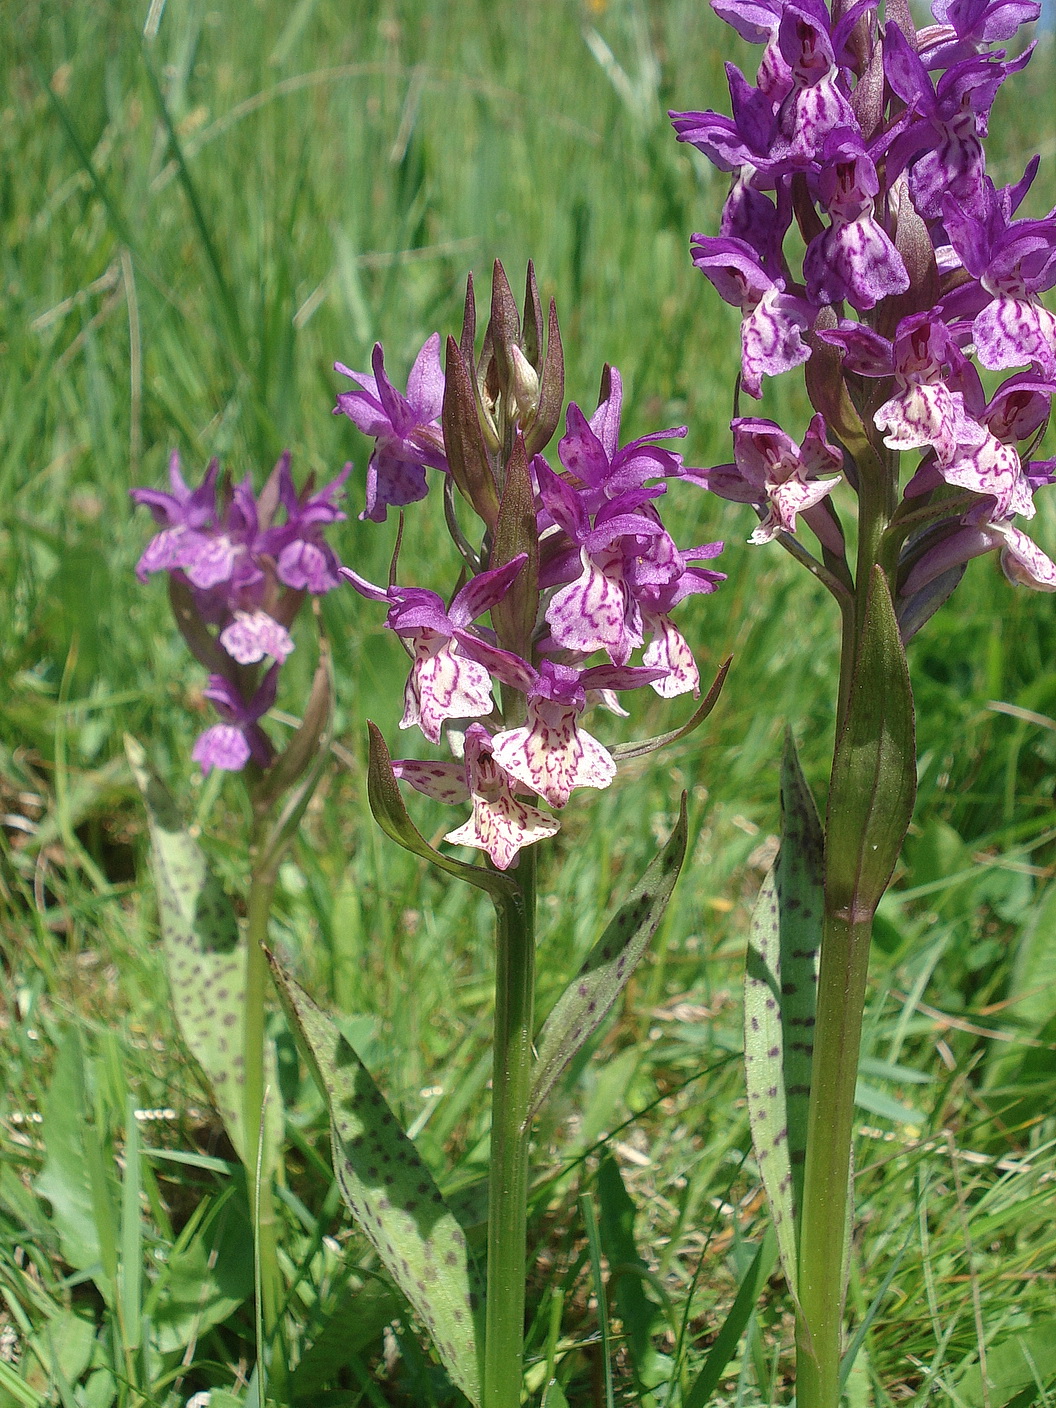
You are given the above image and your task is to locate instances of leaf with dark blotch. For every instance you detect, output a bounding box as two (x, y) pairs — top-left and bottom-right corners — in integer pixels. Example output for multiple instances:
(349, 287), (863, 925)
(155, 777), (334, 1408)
(490, 437), (539, 659)
(525, 298), (564, 458)
(743, 733), (822, 1294)
(826, 567), (916, 925)
(611, 658), (730, 761)
(125, 737), (281, 1178)
(442, 337), (498, 529)
(270, 959), (484, 1405)
(528, 798), (687, 1124)
(365, 723), (518, 906)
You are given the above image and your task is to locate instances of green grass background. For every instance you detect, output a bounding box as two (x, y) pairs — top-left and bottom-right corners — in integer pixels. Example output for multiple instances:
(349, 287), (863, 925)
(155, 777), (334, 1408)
(3, 1), (1056, 1404)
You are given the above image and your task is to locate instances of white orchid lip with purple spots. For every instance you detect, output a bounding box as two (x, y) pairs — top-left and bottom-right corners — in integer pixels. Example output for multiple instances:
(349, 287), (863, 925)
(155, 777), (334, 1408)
(132, 451), (348, 772)
(336, 264), (729, 870)
(672, 0), (1056, 629)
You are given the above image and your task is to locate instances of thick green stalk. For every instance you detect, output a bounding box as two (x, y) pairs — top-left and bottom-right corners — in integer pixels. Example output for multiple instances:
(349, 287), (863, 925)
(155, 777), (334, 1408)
(794, 908), (872, 1408)
(483, 847), (537, 1408)
(244, 858), (285, 1393)
(796, 448), (902, 1408)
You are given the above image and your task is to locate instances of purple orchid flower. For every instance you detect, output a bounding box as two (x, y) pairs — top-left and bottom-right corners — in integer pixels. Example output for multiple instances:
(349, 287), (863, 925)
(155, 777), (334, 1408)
(341, 556), (527, 744)
(334, 334), (449, 522)
(191, 666), (279, 774)
(554, 368), (688, 511)
(884, 28), (1034, 221)
(131, 452), (221, 582)
(690, 236), (814, 396)
(820, 313), (985, 462)
(451, 642), (664, 808)
(942, 181), (1056, 375)
(392, 724), (560, 871)
(265, 453), (350, 593)
(773, 6), (857, 165)
(694, 416), (844, 545)
(802, 131), (909, 311)
(637, 545), (727, 699)
(536, 460), (681, 666)
(903, 496), (1056, 598)
(917, 0), (1040, 69)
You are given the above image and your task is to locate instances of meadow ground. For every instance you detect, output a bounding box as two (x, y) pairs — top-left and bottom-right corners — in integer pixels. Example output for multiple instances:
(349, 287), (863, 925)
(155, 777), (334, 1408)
(3, 2), (1056, 1404)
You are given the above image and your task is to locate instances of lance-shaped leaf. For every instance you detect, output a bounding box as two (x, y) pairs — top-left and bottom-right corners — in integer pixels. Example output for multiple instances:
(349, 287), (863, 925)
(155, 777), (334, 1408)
(269, 958), (484, 1406)
(366, 722), (519, 906)
(744, 735), (823, 1294)
(826, 567), (916, 926)
(443, 337), (499, 529)
(528, 797), (687, 1124)
(611, 658), (730, 761)
(125, 737), (281, 1178)
(490, 435), (539, 660)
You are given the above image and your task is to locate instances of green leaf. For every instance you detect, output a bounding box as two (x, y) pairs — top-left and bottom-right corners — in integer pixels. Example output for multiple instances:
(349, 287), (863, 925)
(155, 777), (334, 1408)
(291, 1277), (399, 1402)
(148, 1184), (254, 1354)
(826, 568), (916, 925)
(956, 1319), (1056, 1407)
(125, 736), (281, 1178)
(529, 798), (688, 1123)
(34, 1032), (95, 1269)
(596, 1157), (668, 1400)
(611, 660), (730, 761)
(743, 735), (823, 1293)
(365, 721), (518, 906)
(683, 1229), (778, 1408)
(269, 957), (484, 1406)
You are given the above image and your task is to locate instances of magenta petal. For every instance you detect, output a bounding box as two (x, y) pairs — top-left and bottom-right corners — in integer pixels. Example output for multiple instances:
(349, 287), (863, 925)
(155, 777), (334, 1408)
(192, 724), (251, 773)
(219, 610), (295, 664)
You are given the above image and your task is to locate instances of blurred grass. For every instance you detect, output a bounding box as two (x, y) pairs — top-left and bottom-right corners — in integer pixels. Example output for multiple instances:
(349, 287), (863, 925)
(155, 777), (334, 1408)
(3, 0), (1056, 1404)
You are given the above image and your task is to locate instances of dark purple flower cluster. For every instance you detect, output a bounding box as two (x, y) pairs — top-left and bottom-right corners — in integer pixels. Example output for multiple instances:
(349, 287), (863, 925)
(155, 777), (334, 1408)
(131, 452), (348, 771)
(337, 266), (725, 868)
(673, 0), (1056, 613)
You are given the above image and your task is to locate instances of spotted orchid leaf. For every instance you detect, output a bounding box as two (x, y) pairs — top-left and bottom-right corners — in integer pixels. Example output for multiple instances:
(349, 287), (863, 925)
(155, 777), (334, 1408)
(527, 796), (687, 1124)
(743, 733), (823, 1296)
(268, 957), (484, 1406)
(610, 658), (730, 761)
(366, 722), (519, 905)
(124, 737), (281, 1179)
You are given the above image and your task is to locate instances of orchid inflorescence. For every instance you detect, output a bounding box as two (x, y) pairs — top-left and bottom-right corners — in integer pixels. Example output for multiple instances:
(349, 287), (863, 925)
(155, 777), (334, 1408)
(673, 0), (1056, 625)
(336, 263), (726, 869)
(132, 452), (347, 773)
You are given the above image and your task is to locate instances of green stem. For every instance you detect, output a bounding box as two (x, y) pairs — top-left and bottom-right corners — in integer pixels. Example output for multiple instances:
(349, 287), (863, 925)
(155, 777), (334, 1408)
(483, 846), (537, 1408)
(794, 908), (872, 1408)
(796, 447), (899, 1408)
(244, 856), (285, 1396)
